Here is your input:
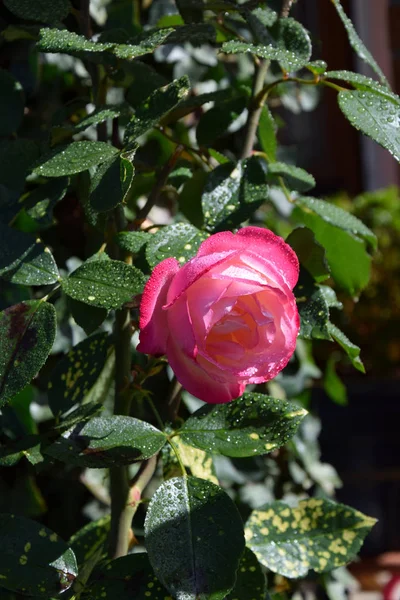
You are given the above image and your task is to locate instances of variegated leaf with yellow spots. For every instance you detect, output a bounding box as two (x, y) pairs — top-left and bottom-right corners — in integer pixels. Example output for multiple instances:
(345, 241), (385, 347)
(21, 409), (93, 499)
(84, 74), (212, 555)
(48, 332), (112, 417)
(162, 437), (218, 484)
(178, 393), (307, 458)
(245, 498), (376, 578)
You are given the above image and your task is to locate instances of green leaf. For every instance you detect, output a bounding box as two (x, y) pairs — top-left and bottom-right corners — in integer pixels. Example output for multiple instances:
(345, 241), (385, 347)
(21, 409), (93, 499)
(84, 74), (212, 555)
(70, 515), (110, 567)
(175, 0), (204, 24)
(295, 270), (331, 340)
(325, 70), (398, 103)
(62, 259), (145, 310)
(196, 96), (247, 147)
(0, 70), (24, 137)
(115, 231), (150, 255)
(124, 76), (190, 143)
(48, 332), (111, 416)
(33, 141), (119, 177)
(243, 6), (278, 42)
(166, 23), (215, 45)
(55, 401), (103, 432)
(202, 157), (268, 231)
(259, 106), (277, 161)
(81, 553), (166, 600)
(245, 498), (376, 578)
(268, 163), (315, 192)
(68, 298), (108, 335)
(0, 514), (78, 596)
(0, 301), (56, 406)
(146, 223), (208, 268)
(330, 0), (389, 87)
(222, 18), (311, 72)
(286, 227), (330, 282)
(338, 90), (400, 163)
(178, 393), (307, 457)
(226, 547), (266, 600)
(46, 415), (167, 467)
(0, 139), (39, 192)
(90, 150), (136, 212)
(295, 196), (376, 250)
(4, 0), (71, 23)
(324, 356), (348, 405)
(126, 62), (168, 109)
(327, 322), (365, 373)
(305, 60), (327, 75)
(37, 27), (175, 63)
(60, 106), (123, 135)
(21, 177), (69, 226)
(0, 223), (59, 285)
(145, 476), (245, 600)
(293, 203), (372, 296)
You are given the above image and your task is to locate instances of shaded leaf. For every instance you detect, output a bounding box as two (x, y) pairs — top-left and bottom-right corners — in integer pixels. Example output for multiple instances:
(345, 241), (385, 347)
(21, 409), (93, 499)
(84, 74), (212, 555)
(0, 70), (24, 137)
(202, 157), (268, 231)
(0, 140), (39, 192)
(81, 553), (166, 600)
(226, 547), (266, 600)
(48, 332), (111, 416)
(178, 169), (207, 229)
(33, 142), (119, 177)
(55, 402), (103, 432)
(286, 227), (330, 282)
(295, 270), (331, 340)
(330, 0), (389, 87)
(166, 23), (215, 45)
(245, 498), (376, 578)
(21, 177), (69, 226)
(179, 393), (307, 457)
(268, 163), (315, 192)
(68, 298), (108, 335)
(90, 151), (136, 212)
(146, 223), (208, 268)
(327, 322), (365, 373)
(0, 514), (77, 596)
(4, 0), (71, 23)
(338, 90), (400, 163)
(45, 415), (167, 467)
(0, 223), (59, 285)
(324, 356), (348, 406)
(124, 76), (190, 143)
(69, 516), (110, 567)
(305, 60), (327, 75)
(145, 476), (245, 600)
(62, 259), (145, 310)
(196, 96), (247, 147)
(0, 301), (56, 406)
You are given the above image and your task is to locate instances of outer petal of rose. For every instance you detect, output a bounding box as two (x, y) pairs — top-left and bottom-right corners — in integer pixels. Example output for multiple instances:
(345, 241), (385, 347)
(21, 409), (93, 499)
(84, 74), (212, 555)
(196, 227), (299, 289)
(165, 250), (237, 308)
(137, 257), (180, 355)
(166, 336), (244, 404)
(166, 297), (197, 359)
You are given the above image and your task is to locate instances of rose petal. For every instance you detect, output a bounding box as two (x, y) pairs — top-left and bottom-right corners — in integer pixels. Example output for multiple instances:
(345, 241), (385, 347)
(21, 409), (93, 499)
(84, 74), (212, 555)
(197, 227), (299, 289)
(166, 335), (244, 403)
(137, 257), (179, 355)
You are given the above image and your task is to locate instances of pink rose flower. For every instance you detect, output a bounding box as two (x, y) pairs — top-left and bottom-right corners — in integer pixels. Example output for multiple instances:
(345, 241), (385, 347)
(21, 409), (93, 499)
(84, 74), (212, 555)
(138, 227), (300, 404)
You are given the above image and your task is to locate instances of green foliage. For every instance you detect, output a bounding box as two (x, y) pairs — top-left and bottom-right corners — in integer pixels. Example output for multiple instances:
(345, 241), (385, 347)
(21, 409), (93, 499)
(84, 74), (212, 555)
(245, 498), (376, 578)
(46, 416), (167, 467)
(178, 393), (307, 457)
(145, 476), (245, 600)
(62, 259), (145, 309)
(0, 301), (56, 405)
(0, 514), (77, 596)
(0, 0), (388, 597)
(338, 90), (400, 162)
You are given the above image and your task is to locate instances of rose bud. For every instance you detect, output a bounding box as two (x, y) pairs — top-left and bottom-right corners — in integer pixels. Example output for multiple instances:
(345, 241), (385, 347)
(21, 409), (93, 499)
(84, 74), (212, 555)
(138, 227), (300, 404)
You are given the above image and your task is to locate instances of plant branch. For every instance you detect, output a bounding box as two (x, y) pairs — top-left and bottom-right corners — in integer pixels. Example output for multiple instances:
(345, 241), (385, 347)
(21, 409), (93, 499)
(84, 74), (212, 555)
(134, 144), (184, 226)
(240, 59), (270, 159)
(281, 0), (294, 18)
